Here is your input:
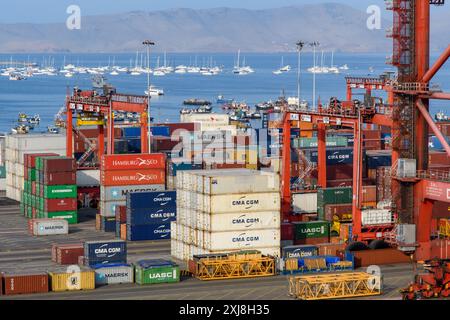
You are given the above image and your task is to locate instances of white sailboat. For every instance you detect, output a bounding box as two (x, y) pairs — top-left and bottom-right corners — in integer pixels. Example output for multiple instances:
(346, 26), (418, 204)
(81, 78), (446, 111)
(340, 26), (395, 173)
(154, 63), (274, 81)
(145, 85), (164, 96)
(328, 51), (340, 74)
(273, 56), (290, 74)
(130, 51), (141, 76)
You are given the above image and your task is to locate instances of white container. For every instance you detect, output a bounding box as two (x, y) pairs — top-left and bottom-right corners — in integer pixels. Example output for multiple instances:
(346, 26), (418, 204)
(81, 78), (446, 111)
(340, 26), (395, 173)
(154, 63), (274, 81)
(94, 265), (134, 285)
(361, 209), (393, 226)
(180, 113), (229, 126)
(77, 170), (100, 187)
(199, 211), (280, 232)
(0, 179), (5, 191)
(6, 134), (66, 151)
(292, 192), (317, 213)
(200, 229), (280, 251)
(199, 192), (280, 214)
(33, 219), (69, 236)
(201, 170), (279, 195)
(100, 184), (165, 202)
(99, 200), (126, 217)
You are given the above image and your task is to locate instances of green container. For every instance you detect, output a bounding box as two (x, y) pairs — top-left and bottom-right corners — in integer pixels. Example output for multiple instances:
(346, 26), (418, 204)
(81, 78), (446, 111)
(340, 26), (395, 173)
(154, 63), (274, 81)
(36, 183), (40, 196)
(28, 168), (36, 182)
(293, 136), (348, 149)
(24, 180), (30, 193)
(293, 221), (330, 240)
(45, 211), (78, 224)
(43, 185), (77, 199)
(317, 187), (352, 220)
(19, 202), (24, 215)
(26, 206), (32, 219)
(0, 165), (5, 179)
(135, 264), (180, 285)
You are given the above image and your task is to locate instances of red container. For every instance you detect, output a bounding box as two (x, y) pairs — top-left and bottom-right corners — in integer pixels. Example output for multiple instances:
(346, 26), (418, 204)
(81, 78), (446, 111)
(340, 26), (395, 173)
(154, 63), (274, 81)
(429, 151), (450, 166)
(376, 166), (391, 202)
(351, 248), (410, 268)
(324, 204), (352, 221)
(115, 205), (127, 223)
(0, 274), (3, 295)
(43, 172), (76, 185)
(44, 198), (78, 212)
(57, 245), (84, 265)
(151, 137), (180, 152)
(316, 243), (347, 256)
(51, 243), (83, 262)
(101, 153), (166, 171)
(31, 181), (36, 195)
(164, 122), (199, 135)
(42, 158), (76, 173)
(281, 222), (295, 241)
(294, 237), (330, 245)
(362, 185), (377, 203)
(2, 273), (49, 295)
(207, 163), (247, 170)
(433, 201), (450, 218)
(25, 153), (59, 169)
(327, 179), (353, 187)
(101, 169), (165, 186)
(327, 164), (353, 180)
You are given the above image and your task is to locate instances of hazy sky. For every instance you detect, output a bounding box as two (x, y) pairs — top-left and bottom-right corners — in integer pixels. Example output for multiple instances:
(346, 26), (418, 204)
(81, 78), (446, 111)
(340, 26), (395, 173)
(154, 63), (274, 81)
(2, 0), (387, 23)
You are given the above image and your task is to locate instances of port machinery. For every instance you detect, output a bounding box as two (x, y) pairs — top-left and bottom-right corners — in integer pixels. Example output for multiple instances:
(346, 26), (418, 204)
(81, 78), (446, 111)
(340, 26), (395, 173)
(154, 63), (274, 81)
(65, 86), (150, 169)
(190, 251), (276, 281)
(288, 272), (382, 300)
(281, 0), (450, 264)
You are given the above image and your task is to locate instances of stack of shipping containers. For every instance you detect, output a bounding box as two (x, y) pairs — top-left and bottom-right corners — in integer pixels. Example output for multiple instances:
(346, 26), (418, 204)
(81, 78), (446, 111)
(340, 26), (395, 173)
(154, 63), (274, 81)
(99, 153), (166, 234)
(4, 134), (66, 201)
(171, 169), (281, 260)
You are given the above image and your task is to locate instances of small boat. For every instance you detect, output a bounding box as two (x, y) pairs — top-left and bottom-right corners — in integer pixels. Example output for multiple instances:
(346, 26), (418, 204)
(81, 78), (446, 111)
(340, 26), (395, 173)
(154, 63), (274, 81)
(64, 72), (74, 78)
(28, 114), (40, 125)
(183, 99), (212, 106)
(145, 85), (164, 96)
(153, 70), (165, 76)
(47, 126), (59, 134)
(246, 111), (262, 119)
(9, 73), (25, 81)
(18, 113), (28, 123)
(217, 95), (234, 104)
(12, 124), (29, 134)
(110, 70), (119, 76)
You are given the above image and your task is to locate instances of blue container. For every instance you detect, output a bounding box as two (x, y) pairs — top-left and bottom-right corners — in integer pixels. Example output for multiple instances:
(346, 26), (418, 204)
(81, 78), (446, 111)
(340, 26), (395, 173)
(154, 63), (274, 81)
(127, 207), (176, 225)
(126, 138), (141, 153)
(101, 217), (116, 233)
(152, 126), (170, 137)
(366, 154), (391, 169)
(127, 223), (171, 241)
(122, 127), (141, 137)
(127, 191), (176, 210)
(136, 259), (176, 269)
(169, 162), (203, 176)
(84, 240), (127, 262)
(85, 258), (127, 268)
(282, 245), (319, 259)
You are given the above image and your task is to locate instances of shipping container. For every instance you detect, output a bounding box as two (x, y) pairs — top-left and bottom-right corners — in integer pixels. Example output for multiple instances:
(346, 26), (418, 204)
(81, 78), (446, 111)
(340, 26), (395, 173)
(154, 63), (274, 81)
(2, 273), (48, 295)
(292, 192), (317, 213)
(115, 205), (127, 223)
(324, 204), (352, 222)
(43, 171), (76, 185)
(361, 209), (393, 225)
(99, 200), (126, 217)
(76, 170), (100, 187)
(41, 198), (77, 212)
(101, 153), (166, 171)
(134, 260), (180, 285)
(127, 223), (171, 241)
(43, 185), (77, 199)
(46, 211), (78, 224)
(93, 264), (134, 285)
(127, 191), (176, 210)
(293, 237), (330, 245)
(84, 240), (127, 264)
(198, 192), (280, 214)
(100, 169), (165, 186)
(55, 244), (84, 265)
(366, 150), (392, 169)
(127, 207), (177, 226)
(315, 243), (347, 256)
(100, 184), (165, 202)
(31, 219), (69, 236)
(48, 269), (95, 291)
(101, 216), (116, 232)
(292, 136), (348, 148)
(282, 245), (319, 259)
(317, 187), (352, 219)
(37, 157), (76, 173)
(293, 221), (330, 240)
(197, 211), (279, 232)
(281, 222), (295, 241)
(350, 248), (411, 267)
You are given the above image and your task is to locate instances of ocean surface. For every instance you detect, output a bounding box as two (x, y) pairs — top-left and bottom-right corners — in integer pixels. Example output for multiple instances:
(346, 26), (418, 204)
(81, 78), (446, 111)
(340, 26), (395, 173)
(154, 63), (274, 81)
(0, 52), (448, 133)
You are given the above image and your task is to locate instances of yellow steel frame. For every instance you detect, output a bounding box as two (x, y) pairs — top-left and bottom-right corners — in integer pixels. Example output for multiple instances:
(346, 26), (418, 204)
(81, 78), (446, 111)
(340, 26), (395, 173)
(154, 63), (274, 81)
(288, 272), (382, 300)
(195, 254), (275, 280)
(439, 219), (450, 237)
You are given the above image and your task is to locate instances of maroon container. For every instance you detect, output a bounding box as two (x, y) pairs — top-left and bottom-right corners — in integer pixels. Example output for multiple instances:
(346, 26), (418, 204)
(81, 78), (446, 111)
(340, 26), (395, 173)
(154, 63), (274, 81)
(115, 205), (127, 223)
(26, 153), (59, 169)
(429, 151), (450, 166)
(57, 245), (84, 265)
(0, 273), (3, 295)
(42, 158), (76, 173)
(163, 122), (199, 135)
(31, 181), (36, 195)
(433, 201), (450, 218)
(351, 248), (410, 268)
(43, 171), (76, 185)
(44, 198), (78, 212)
(294, 237), (330, 245)
(2, 273), (49, 295)
(281, 222), (295, 241)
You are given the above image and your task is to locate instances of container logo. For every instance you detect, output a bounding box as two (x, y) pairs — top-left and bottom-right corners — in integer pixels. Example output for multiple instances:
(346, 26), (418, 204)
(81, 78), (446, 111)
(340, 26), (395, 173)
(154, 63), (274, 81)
(150, 210), (176, 221)
(94, 244), (124, 258)
(154, 225), (171, 237)
(232, 196), (259, 209)
(232, 214), (260, 228)
(137, 173), (159, 182)
(148, 270), (177, 280)
(137, 157), (159, 166)
(300, 226), (325, 235)
(153, 193), (174, 206)
(232, 233), (260, 243)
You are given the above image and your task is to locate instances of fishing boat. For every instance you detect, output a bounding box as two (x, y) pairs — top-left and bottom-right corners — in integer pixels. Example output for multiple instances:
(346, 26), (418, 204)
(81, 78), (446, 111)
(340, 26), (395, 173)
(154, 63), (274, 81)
(9, 73), (25, 81)
(28, 114), (40, 125)
(217, 95), (234, 104)
(145, 85), (165, 96)
(18, 113), (28, 123)
(183, 99), (212, 106)
(11, 124), (29, 134)
(47, 126), (59, 134)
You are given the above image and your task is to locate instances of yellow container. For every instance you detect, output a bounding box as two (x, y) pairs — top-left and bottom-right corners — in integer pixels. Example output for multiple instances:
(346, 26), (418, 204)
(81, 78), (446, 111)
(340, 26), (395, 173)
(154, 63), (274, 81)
(49, 270), (95, 292)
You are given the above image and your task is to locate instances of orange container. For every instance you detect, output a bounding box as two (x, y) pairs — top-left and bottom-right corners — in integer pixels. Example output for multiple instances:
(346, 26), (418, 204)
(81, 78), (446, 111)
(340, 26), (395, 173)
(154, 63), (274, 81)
(120, 224), (127, 240)
(95, 214), (101, 231)
(101, 169), (165, 186)
(362, 185), (377, 203)
(100, 153), (166, 171)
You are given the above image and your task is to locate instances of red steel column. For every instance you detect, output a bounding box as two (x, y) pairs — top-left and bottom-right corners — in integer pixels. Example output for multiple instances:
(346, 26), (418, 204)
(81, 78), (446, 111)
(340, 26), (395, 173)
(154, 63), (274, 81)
(346, 85), (352, 101)
(317, 122), (327, 188)
(352, 122), (362, 240)
(98, 124), (104, 161)
(415, 0), (430, 171)
(421, 45), (450, 83)
(141, 112), (149, 154)
(281, 113), (292, 221)
(66, 102), (73, 158)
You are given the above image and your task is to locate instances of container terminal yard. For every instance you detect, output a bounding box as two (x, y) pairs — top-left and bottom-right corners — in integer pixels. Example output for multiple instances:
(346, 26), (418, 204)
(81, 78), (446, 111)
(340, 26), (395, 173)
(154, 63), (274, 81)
(0, 0), (449, 303)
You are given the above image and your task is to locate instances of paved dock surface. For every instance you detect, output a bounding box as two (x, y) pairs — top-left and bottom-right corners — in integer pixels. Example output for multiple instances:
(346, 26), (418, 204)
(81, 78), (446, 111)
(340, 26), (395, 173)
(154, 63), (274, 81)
(0, 193), (415, 300)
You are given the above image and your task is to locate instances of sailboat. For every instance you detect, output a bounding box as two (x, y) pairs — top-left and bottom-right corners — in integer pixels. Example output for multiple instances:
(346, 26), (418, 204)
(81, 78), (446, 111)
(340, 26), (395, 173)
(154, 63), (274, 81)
(153, 57), (165, 76)
(130, 51), (141, 76)
(328, 51), (340, 74)
(273, 57), (290, 74)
